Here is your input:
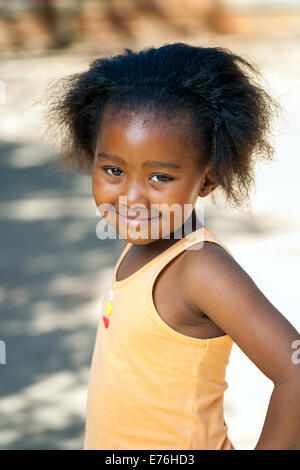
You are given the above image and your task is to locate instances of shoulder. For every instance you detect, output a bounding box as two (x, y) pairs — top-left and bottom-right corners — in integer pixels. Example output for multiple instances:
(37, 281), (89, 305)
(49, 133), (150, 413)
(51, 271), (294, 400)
(181, 239), (237, 279)
(180, 239), (250, 311)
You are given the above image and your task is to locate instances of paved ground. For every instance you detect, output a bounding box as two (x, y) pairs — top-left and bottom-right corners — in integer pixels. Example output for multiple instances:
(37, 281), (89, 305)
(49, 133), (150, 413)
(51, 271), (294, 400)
(0, 31), (300, 449)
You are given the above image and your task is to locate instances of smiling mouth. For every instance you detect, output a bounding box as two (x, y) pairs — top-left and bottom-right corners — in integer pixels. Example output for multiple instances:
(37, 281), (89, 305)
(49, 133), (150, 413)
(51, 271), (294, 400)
(115, 210), (161, 221)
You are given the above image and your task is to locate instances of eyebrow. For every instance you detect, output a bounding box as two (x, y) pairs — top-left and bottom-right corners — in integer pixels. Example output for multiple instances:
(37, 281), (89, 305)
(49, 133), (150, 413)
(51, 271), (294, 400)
(97, 151), (182, 170)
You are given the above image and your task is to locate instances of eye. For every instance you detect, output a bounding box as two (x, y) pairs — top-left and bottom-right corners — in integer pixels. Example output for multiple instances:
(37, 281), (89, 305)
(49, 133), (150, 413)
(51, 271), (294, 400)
(101, 166), (124, 177)
(151, 174), (174, 184)
(100, 167), (174, 184)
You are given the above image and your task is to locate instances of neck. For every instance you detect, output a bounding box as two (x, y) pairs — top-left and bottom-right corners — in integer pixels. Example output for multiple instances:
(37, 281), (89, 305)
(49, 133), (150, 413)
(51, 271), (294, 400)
(168, 209), (204, 240)
(136, 209), (204, 254)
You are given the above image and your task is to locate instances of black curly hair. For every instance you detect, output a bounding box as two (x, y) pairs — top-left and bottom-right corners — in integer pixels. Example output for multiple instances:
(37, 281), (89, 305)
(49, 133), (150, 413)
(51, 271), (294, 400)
(42, 42), (281, 210)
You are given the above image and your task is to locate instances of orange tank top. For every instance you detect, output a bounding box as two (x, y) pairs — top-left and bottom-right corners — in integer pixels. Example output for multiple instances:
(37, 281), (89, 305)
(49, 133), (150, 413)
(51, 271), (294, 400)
(83, 226), (235, 450)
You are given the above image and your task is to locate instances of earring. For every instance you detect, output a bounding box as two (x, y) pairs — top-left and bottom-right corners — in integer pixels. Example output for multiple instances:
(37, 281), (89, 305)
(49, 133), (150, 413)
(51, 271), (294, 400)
(203, 188), (207, 193)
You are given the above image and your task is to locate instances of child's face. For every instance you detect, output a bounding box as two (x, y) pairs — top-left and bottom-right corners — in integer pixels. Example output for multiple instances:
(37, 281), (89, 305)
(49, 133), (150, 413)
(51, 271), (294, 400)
(92, 109), (216, 245)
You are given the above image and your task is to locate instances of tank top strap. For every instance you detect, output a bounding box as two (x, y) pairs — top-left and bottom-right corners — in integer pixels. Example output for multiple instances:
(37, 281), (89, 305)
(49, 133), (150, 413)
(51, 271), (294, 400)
(112, 226), (235, 286)
(113, 241), (132, 282)
(193, 226), (235, 258)
(146, 225), (235, 279)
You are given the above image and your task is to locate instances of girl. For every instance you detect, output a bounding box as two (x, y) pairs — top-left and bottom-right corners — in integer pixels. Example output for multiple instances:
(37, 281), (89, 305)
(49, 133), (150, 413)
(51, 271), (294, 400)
(43, 43), (300, 450)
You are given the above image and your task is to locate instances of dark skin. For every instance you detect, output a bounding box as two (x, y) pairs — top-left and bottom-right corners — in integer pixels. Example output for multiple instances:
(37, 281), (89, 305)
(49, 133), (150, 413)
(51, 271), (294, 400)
(93, 107), (216, 246)
(92, 107), (300, 450)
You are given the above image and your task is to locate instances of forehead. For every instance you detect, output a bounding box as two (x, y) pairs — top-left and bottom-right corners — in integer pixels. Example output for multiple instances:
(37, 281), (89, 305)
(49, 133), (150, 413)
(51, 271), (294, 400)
(97, 107), (198, 163)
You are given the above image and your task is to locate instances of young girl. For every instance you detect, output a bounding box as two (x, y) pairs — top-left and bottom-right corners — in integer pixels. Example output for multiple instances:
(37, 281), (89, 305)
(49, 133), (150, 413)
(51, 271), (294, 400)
(43, 43), (300, 450)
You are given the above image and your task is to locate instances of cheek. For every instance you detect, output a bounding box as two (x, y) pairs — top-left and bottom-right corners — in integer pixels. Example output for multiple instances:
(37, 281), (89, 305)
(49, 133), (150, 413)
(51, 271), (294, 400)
(157, 182), (196, 206)
(178, 178), (201, 205)
(92, 170), (116, 205)
(155, 184), (198, 221)
(92, 173), (103, 204)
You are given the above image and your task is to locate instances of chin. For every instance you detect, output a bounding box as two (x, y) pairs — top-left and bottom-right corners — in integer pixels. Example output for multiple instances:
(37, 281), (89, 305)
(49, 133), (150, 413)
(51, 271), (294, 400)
(119, 226), (162, 245)
(114, 217), (166, 243)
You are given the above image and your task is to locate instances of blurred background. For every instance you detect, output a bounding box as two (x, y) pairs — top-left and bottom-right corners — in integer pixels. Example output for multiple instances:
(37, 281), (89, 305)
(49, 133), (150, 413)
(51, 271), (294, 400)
(0, 0), (300, 450)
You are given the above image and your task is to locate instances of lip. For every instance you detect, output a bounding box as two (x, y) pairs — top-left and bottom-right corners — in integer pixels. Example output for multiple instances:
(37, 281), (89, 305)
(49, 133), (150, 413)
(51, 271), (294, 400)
(115, 211), (161, 226)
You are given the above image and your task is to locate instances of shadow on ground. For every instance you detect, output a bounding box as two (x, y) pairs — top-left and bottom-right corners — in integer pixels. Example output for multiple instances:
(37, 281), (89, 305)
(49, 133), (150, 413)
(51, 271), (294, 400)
(0, 139), (125, 449)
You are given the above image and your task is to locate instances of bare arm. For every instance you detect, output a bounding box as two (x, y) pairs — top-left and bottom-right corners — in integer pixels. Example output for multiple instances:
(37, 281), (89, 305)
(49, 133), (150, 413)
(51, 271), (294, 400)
(181, 242), (300, 450)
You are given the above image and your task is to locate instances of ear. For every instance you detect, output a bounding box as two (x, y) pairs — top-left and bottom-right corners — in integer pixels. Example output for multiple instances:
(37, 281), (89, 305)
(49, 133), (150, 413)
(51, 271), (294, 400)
(199, 166), (219, 197)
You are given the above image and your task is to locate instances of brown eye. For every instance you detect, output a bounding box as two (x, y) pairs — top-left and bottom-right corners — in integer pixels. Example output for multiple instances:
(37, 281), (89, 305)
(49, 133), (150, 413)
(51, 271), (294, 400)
(151, 174), (174, 183)
(102, 167), (123, 177)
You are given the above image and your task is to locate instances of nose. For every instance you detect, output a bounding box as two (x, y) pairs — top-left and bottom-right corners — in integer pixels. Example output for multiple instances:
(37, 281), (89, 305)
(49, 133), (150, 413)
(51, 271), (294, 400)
(118, 182), (150, 218)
